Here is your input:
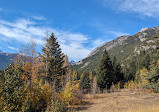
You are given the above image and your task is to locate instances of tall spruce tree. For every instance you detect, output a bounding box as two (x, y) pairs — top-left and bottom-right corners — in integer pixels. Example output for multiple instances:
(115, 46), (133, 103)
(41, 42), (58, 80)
(112, 56), (124, 84)
(79, 72), (90, 90)
(97, 50), (114, 91)
(41, 33), (65, 86)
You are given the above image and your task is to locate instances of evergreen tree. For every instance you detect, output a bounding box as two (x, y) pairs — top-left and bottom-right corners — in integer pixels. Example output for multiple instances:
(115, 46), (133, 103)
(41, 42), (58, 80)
(112, 56), (124, 84)
(141, 53), (150, 69)
(76, 71), (80, 80)
(2, 63), (24, 111)
(41, 33), (65, 86)
(97, 50), (114, 91)
(126, 60), (137, 81)
(0, 70), (4, 85)
(145, 48), (159, 92)
(79, 72), (90, 90)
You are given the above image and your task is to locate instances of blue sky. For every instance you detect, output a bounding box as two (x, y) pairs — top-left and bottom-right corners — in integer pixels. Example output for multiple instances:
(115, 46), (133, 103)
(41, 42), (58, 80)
(0, 0), (159, 61)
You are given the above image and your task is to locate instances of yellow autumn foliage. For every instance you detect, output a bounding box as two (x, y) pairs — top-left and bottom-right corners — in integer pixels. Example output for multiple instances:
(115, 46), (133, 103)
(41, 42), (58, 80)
(75, 83), (80, 90)
(139, 67), (149, 86)
(124, 80), (140, 92)
(60, 82), (80, 105)
(123, 68), (149, 92)
(21, 79), (53, 111)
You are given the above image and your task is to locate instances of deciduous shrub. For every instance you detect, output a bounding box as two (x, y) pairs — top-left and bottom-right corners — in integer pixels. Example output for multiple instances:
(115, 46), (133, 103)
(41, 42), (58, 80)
(60, 82), (82, 105)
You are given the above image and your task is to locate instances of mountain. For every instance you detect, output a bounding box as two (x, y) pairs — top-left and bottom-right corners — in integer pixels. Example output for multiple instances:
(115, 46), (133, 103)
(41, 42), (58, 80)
(71, 26), (159, 72)
(0, 50), (16, 70)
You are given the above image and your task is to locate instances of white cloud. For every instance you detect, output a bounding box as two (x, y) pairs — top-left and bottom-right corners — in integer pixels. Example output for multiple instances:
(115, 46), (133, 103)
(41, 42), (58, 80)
(0, 18), (91, 61)
(0, 19), (43, 45)
(8, 46), (18, 51)
(92, 39), (105, 47)
(102, 0), (159, 17)
(49, 29), (91, 60)
(32, 16), (46, 21)
(108, 31), (130, 37)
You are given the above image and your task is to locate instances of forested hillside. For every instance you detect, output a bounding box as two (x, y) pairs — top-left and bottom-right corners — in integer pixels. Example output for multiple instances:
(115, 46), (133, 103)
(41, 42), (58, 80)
(71, 27), (159, 73)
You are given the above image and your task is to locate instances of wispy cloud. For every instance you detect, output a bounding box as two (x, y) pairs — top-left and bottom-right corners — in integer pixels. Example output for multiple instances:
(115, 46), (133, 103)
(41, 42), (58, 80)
(50, 29), (91, 61)
(8, 46), (18, 51)
(93, 39), (104, 47)
(101, 0), (159, 17)
(0, 19), (44, 44)
(108, 31), (130, 37)
(32, 16), (46, 21)
(0, 18), (91, 61)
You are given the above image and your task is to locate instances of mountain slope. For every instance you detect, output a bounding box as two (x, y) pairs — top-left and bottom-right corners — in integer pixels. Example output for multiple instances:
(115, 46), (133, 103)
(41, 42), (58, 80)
(0, 50), (16, 70)
(71, 26), (159, 71)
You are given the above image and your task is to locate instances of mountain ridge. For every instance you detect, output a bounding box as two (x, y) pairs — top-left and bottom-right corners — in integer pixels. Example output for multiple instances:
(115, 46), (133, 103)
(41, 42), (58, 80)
(0, 50), (16, 70)
(0, 26), (159, 71)
(72, 26), (159, 71)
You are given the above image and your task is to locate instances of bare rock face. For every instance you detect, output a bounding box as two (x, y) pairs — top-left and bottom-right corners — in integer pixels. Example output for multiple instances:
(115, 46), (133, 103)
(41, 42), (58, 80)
(87, 35), (129, 57)
(88, 27), (159, 58)
(136, 27), (159, 42)
(73, 60), (83, 65)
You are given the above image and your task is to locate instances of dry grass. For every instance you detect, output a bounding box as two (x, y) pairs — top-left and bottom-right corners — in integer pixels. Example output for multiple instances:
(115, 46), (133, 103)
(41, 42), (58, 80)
(75, 89), (159, 112)
(127, 106), (159, 112)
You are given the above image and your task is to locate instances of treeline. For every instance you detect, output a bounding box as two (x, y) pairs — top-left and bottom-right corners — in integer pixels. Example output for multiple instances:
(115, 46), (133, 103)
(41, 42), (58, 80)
(77, 38), (159, 93)
(122, 38), (159, 92)
(78, 50), (124, 93)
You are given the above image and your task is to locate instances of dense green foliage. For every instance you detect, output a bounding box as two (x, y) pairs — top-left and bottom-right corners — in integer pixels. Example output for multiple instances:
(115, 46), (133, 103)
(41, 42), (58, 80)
(112, 56), (124, 83)
(97, 50), (114, 90)
(96, 50), (124, 91)
(2, 63), (24, 111)
(41, 33), (65, 88)
(79, 72), (90, 90)
(145, 48), (159, 92)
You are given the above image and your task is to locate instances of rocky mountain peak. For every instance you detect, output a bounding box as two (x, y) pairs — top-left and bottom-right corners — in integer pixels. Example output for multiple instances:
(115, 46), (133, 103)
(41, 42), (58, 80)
(139, 28), (149, 33)
(87, 35), (129, 58)
(135, 27), (159, 42)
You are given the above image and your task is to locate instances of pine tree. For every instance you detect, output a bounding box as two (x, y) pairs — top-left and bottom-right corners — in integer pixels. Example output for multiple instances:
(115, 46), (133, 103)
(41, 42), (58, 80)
(79, 72), (90, 91)
(127, 59), (137, 81)
(112, 56), (124, 84)
(41, 33), (65, 87)
(97, 50), (114, 91)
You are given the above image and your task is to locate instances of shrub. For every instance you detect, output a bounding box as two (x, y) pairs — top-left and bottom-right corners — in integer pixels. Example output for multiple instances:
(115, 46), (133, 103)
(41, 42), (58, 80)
(46, 99), (67, 112)
(21, 80), (53, 111)
(60, 82), (82, 105)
